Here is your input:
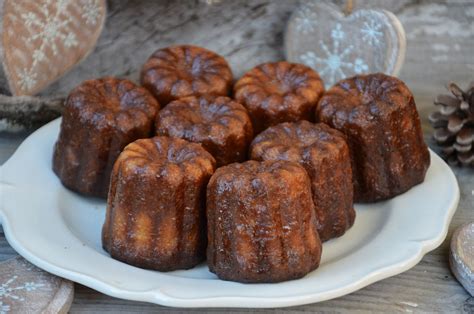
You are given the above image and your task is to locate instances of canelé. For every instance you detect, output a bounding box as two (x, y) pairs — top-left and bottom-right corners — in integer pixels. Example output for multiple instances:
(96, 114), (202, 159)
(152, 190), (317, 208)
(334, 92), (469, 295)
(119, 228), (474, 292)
(206, 160), (322, 283)
(250, 121), (355, 241)
(316, 73), (430, 202)
(102, 136), (216, 271)
(53, 77), (159, 198)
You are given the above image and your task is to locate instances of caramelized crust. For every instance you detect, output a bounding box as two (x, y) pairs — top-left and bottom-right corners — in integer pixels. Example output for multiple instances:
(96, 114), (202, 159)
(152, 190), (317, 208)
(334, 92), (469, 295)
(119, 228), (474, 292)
(207, 160), (322, 283)
(234, 61), (324, 133)
(316, 73), (430, 202)
(102, 136), (216, 271)
(156, 95), (253, 166)
(250, 121), (355, 241)
(52, 77), (159, 198)
(140, 45), (233, 105)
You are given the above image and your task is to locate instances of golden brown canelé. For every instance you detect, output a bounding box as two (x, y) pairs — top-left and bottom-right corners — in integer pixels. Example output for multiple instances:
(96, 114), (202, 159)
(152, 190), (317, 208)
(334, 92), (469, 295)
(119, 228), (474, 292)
(52, 77), (160, 198)
(155, 95), (253, 167)
(250, 121), (355, 242)
(140, 45), (233, 106)
(102, 136), (216, 271)
(234, 61), (325, 134)
(316, 73), (430, 202)
(207, 160), (322, 283)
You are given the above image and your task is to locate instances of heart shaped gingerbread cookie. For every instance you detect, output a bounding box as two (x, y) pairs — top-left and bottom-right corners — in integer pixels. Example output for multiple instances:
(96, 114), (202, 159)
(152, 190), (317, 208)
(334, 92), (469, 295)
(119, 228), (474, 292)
(2, 0), (106, 95)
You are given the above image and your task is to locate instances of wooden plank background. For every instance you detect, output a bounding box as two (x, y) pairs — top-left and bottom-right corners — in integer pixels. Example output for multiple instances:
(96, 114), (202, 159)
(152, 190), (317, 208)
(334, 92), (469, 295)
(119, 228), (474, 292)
(1, 0), (473, 312)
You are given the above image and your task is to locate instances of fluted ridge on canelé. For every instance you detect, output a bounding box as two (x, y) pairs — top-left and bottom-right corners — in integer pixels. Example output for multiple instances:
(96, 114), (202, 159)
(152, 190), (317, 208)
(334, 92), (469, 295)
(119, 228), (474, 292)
(206, 160), (322, 283)
(234, 61), (324, 133)
(250, 121), (355, 241)
(52, 77), (160, 198)
(316, 73), (430, 202)
(102, 136), (215, 271)
(155, 95), (253, 167)
(140, 45), (233, 106)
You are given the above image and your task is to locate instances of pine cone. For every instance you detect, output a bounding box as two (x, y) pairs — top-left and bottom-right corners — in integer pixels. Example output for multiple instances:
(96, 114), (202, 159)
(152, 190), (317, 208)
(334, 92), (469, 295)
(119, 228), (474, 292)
(429, 81), (474, 166)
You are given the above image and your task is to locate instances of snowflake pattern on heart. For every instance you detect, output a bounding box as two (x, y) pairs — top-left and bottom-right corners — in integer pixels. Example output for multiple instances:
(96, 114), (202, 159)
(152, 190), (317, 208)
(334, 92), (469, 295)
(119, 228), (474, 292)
(0, 258), (63, 314)
(0, 276), (45, 306)
(0, 260), (48, 314)
(285, 1), (405, 88)
(2, 0), (106, 95)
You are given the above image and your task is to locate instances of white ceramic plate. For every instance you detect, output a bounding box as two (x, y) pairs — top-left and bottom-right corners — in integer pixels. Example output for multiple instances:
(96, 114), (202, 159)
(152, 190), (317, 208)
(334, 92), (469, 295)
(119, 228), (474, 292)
(0, 119), (459, 308)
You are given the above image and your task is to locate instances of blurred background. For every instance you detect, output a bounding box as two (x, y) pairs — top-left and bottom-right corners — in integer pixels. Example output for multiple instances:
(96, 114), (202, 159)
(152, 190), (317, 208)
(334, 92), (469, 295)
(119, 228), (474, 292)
(34, 0), (474, 95)
(1, 0), (473, 132)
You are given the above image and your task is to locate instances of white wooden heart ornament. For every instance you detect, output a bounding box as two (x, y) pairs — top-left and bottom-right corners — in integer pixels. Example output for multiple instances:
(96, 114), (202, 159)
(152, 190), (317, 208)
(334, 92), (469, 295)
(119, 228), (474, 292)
(1, 0), (107, 96)
(285, 1), (406, 88)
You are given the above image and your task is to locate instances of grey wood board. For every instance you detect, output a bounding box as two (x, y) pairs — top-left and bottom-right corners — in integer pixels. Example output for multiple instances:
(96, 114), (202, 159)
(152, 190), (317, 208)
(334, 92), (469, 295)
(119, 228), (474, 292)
(0, 0), (473, 312)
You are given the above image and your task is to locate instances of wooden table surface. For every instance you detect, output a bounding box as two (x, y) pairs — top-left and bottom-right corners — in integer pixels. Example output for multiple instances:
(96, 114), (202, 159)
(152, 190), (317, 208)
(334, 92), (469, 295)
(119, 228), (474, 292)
(1, 0), (473, 312)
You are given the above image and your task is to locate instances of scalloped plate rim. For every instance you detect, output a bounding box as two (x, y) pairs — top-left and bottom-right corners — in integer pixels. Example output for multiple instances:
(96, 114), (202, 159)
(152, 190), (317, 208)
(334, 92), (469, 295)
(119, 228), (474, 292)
(0, 118), (460, 308)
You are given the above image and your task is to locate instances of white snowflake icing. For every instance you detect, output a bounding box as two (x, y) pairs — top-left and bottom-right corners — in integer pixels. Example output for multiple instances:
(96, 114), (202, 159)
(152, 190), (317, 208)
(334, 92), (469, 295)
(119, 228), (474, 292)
(0, 302), (10, 314)
(11, 0), (102, 93)
(17, 69), (37, 91)
(299, 23), (369, 88)
(81, 0), (101, 25)
(0, 276), (45, 302)
(22, 282), (44, 292)
(57, 0), (70, 11)
(354, 58), (369, 72)
(64, 32), (78, 48)
(361, 19), (383, 45)
(294, 7), (318, 34)
(32, 49), (46, 63)
(25, 2), (78, 57)
(331, 23), (344, 40)
(21, 12), (37, 27)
